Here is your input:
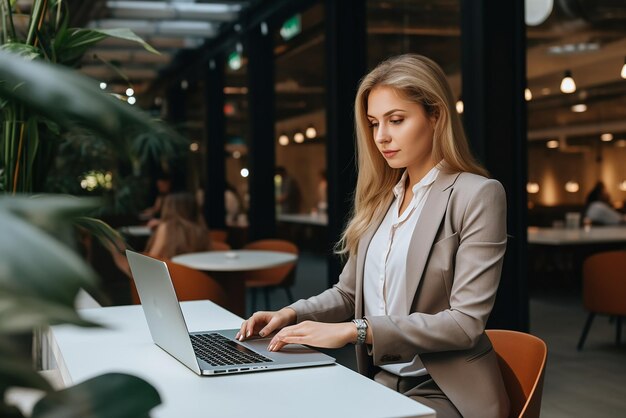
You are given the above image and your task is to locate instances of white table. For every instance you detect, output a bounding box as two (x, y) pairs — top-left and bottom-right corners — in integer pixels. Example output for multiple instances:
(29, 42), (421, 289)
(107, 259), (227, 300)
(172, 250), (298, 316)
(172, 250), (297, 271)
(527, 226), (626, 246)
(49, 301), (434, 418)
(278, 213), (328, 226)
(118, 225), (153, 237)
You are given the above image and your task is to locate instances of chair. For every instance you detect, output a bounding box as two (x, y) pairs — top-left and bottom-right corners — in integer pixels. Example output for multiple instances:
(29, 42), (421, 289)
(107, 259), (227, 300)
(209, 229), (228, 243)
(130, 259), (229, 309)
(486, 330), (547, 418)
(577, 250), (626, 350)
(242, 239), (298, 311)
(210, 241), (231, 251)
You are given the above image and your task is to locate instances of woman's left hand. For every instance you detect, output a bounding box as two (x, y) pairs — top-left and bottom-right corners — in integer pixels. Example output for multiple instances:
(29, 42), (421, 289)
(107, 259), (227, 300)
(267, 321), (356, 352)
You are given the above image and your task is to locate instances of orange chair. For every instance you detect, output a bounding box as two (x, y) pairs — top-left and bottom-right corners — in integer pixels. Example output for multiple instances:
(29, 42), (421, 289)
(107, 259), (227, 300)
(242, 239), (298, 311)
(210, 241), (231, 251)
(130, 259), (229, 309)
(209, 229), (228, 243)
(486, 330), (547, 418)
(577, 250), (626, 350)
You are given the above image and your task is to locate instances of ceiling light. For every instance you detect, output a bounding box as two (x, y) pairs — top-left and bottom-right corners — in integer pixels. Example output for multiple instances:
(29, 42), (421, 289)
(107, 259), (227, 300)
(524, 88), (532, 101)
(616, 140), (626, 148)
(127, 96), (136, 105)
(305, 126), (317, 139)
(99, 82), (107, 90)
(294, 132), (305, 143)
(240, 168), (249, 178)
(126, 87), (134, 96)
(546, 140), (559, 149)
(180, 79), (189, 90)
(601, 133), (613, 142)
(560, 70), (576, 93)
(189, 142), (199, 152)
(571, 103), (587, 113)
(233, 151), (241, 159)
(565, 181), (579, 193)
(621, 57), (626, 79)
(278, 134), (289, 146)
(619, 180), (626, 192)
(455, 99), (464, 114)
(526, 182), (540, 194)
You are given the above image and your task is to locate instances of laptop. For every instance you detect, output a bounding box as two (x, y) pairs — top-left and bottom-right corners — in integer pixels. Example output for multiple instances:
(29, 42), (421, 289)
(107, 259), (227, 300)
(126, 250), (335, 376)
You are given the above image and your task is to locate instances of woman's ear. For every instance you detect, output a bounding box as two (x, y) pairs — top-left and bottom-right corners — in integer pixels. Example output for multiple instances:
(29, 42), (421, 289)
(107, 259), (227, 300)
(429, 107), (440, 127)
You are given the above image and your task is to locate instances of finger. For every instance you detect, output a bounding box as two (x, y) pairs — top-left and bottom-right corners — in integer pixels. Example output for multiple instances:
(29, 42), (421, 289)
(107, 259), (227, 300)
(259, 314), (284, 338)
(236, 320), (248, 340)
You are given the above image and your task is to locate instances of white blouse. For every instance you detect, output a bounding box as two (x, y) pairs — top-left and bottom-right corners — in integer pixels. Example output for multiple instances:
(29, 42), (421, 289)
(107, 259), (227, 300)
(364, 165), (439, 377)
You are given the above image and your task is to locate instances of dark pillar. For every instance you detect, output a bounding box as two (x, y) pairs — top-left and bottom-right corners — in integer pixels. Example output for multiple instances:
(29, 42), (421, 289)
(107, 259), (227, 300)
(325, 0), (367, 287)
(461, 0), (529, 331)
(204, 54), (226, 229)
(246, 23), (276, 240)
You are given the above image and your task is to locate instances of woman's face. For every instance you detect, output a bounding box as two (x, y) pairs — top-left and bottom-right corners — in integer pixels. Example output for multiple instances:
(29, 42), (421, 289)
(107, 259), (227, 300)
(367, 86), (436, 175)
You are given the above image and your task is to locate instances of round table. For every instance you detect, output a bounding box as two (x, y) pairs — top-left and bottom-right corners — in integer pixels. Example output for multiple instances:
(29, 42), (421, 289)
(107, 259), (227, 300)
(171, 250), (298, 316)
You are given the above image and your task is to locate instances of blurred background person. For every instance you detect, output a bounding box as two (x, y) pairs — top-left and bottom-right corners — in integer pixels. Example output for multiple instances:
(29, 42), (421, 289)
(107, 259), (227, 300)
(111, 192), (211, 276)
(225, 183), (244, 226)
(140, 172), (172, 222)
(317, 169), (328, 215)
(584, 181), (626, 225)
(275, 166), (301, 214)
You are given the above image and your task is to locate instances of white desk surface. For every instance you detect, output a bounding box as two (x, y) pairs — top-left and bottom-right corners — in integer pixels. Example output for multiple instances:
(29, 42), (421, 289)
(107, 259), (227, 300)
(49, 301), (434, 418)
(527, 226), (626, 246)
(277, 213), (328, 226)
(172, 250), (297, 272)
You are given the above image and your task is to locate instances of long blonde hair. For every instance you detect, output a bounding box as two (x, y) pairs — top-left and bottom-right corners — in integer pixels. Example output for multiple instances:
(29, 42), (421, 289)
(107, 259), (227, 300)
(146, 192), (210, 258)
(337, 54), (487, 257)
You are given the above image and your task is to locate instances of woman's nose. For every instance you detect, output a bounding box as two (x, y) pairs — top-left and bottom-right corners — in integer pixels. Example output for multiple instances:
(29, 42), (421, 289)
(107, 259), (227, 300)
(375, 125), (390, 143)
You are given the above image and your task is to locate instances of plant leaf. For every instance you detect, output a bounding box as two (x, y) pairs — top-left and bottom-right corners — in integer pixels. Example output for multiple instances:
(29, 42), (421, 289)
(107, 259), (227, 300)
(31, 373), (161, 418)
(0, 50), (179, 149)
(0, 197), (101, 306)
(74, 216), (132, 252)
(0, 43), (40, 60)
(0, 338), (52, 392)
(0, 288), (101, 333)
(87, 28), (160, 55)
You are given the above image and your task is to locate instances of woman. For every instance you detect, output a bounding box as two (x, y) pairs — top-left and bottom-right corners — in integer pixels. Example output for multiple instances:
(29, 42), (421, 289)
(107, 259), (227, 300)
(144, 192), (211, 258)
(238, 55), (509, 418)
(110, 192), (211, 276)
(584, 181), (625, 225)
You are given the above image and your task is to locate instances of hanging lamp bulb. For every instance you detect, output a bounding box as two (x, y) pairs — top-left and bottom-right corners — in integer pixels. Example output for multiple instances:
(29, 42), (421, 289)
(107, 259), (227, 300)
(621, 57), (626, 79)
(560, 70), (576, 93)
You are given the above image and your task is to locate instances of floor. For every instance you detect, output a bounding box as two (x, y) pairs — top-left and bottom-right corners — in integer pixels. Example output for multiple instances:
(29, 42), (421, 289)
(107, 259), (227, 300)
(254, 251), (626, 418)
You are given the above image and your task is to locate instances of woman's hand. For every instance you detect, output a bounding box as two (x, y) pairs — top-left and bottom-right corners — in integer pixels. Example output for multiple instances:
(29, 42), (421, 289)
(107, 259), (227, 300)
(267, 321), (356, 352)
(236, 308), (297, 341)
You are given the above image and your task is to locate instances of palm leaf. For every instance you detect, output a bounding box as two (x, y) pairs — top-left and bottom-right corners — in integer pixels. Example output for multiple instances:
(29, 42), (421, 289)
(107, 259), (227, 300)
(31, 373), (161, 418)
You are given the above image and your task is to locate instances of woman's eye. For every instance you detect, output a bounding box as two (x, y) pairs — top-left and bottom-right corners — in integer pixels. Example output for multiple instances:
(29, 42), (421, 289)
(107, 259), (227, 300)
(390, 119), (403, 125)
(369, 121), (379, 128)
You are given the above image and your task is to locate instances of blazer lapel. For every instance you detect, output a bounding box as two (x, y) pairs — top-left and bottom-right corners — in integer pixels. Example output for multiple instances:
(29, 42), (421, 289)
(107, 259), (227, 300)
(405, 170), (460, 307)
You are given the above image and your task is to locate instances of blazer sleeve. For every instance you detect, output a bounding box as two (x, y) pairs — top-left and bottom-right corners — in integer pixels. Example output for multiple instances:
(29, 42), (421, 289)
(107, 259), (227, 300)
(367, 179), (507, 364)
(287, 253), (356, 323)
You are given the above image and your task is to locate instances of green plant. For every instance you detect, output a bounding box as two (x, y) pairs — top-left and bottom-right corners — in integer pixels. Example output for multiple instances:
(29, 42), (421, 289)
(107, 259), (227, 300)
(0, 2), (186, 415)
(0, 195), (161, 417)
(0, 0), (164, 194)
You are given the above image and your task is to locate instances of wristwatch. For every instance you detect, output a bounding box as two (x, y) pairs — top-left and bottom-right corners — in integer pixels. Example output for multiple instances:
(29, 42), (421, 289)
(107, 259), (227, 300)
(352, 318), (368, 345)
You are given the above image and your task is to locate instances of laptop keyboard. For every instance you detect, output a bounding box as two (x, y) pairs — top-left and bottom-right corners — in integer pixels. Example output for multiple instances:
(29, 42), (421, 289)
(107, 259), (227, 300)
(190, 333), (273, 366)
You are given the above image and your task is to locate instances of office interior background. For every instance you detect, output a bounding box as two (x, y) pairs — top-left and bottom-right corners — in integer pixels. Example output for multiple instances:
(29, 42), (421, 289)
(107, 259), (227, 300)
(2, 0), (626, 417)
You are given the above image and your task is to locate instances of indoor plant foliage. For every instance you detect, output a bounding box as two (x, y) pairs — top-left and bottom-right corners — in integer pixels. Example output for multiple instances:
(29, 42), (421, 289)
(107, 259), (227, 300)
(0, 0), (162, 194)
(0, 1), (187, 416)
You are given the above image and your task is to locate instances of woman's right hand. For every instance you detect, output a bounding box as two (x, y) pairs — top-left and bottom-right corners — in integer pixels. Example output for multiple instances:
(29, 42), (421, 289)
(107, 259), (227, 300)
(236, 308), (297, 341)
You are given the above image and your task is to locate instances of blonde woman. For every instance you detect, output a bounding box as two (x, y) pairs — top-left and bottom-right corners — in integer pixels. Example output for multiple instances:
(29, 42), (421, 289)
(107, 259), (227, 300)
(238, 55), (509, 418)
(144, 192), (211, 259)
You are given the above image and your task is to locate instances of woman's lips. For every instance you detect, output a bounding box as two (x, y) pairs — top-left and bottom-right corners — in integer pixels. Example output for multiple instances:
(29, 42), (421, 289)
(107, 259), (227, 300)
(382, 150), (399, 158)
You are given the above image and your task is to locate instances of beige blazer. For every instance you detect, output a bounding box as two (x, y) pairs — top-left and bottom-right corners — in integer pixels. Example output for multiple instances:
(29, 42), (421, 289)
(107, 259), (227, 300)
(290, 169), (510, 418)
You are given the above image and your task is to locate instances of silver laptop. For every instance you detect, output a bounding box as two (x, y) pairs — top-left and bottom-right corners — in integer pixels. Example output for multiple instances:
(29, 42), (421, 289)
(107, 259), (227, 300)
(126, 250), (335, 376)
